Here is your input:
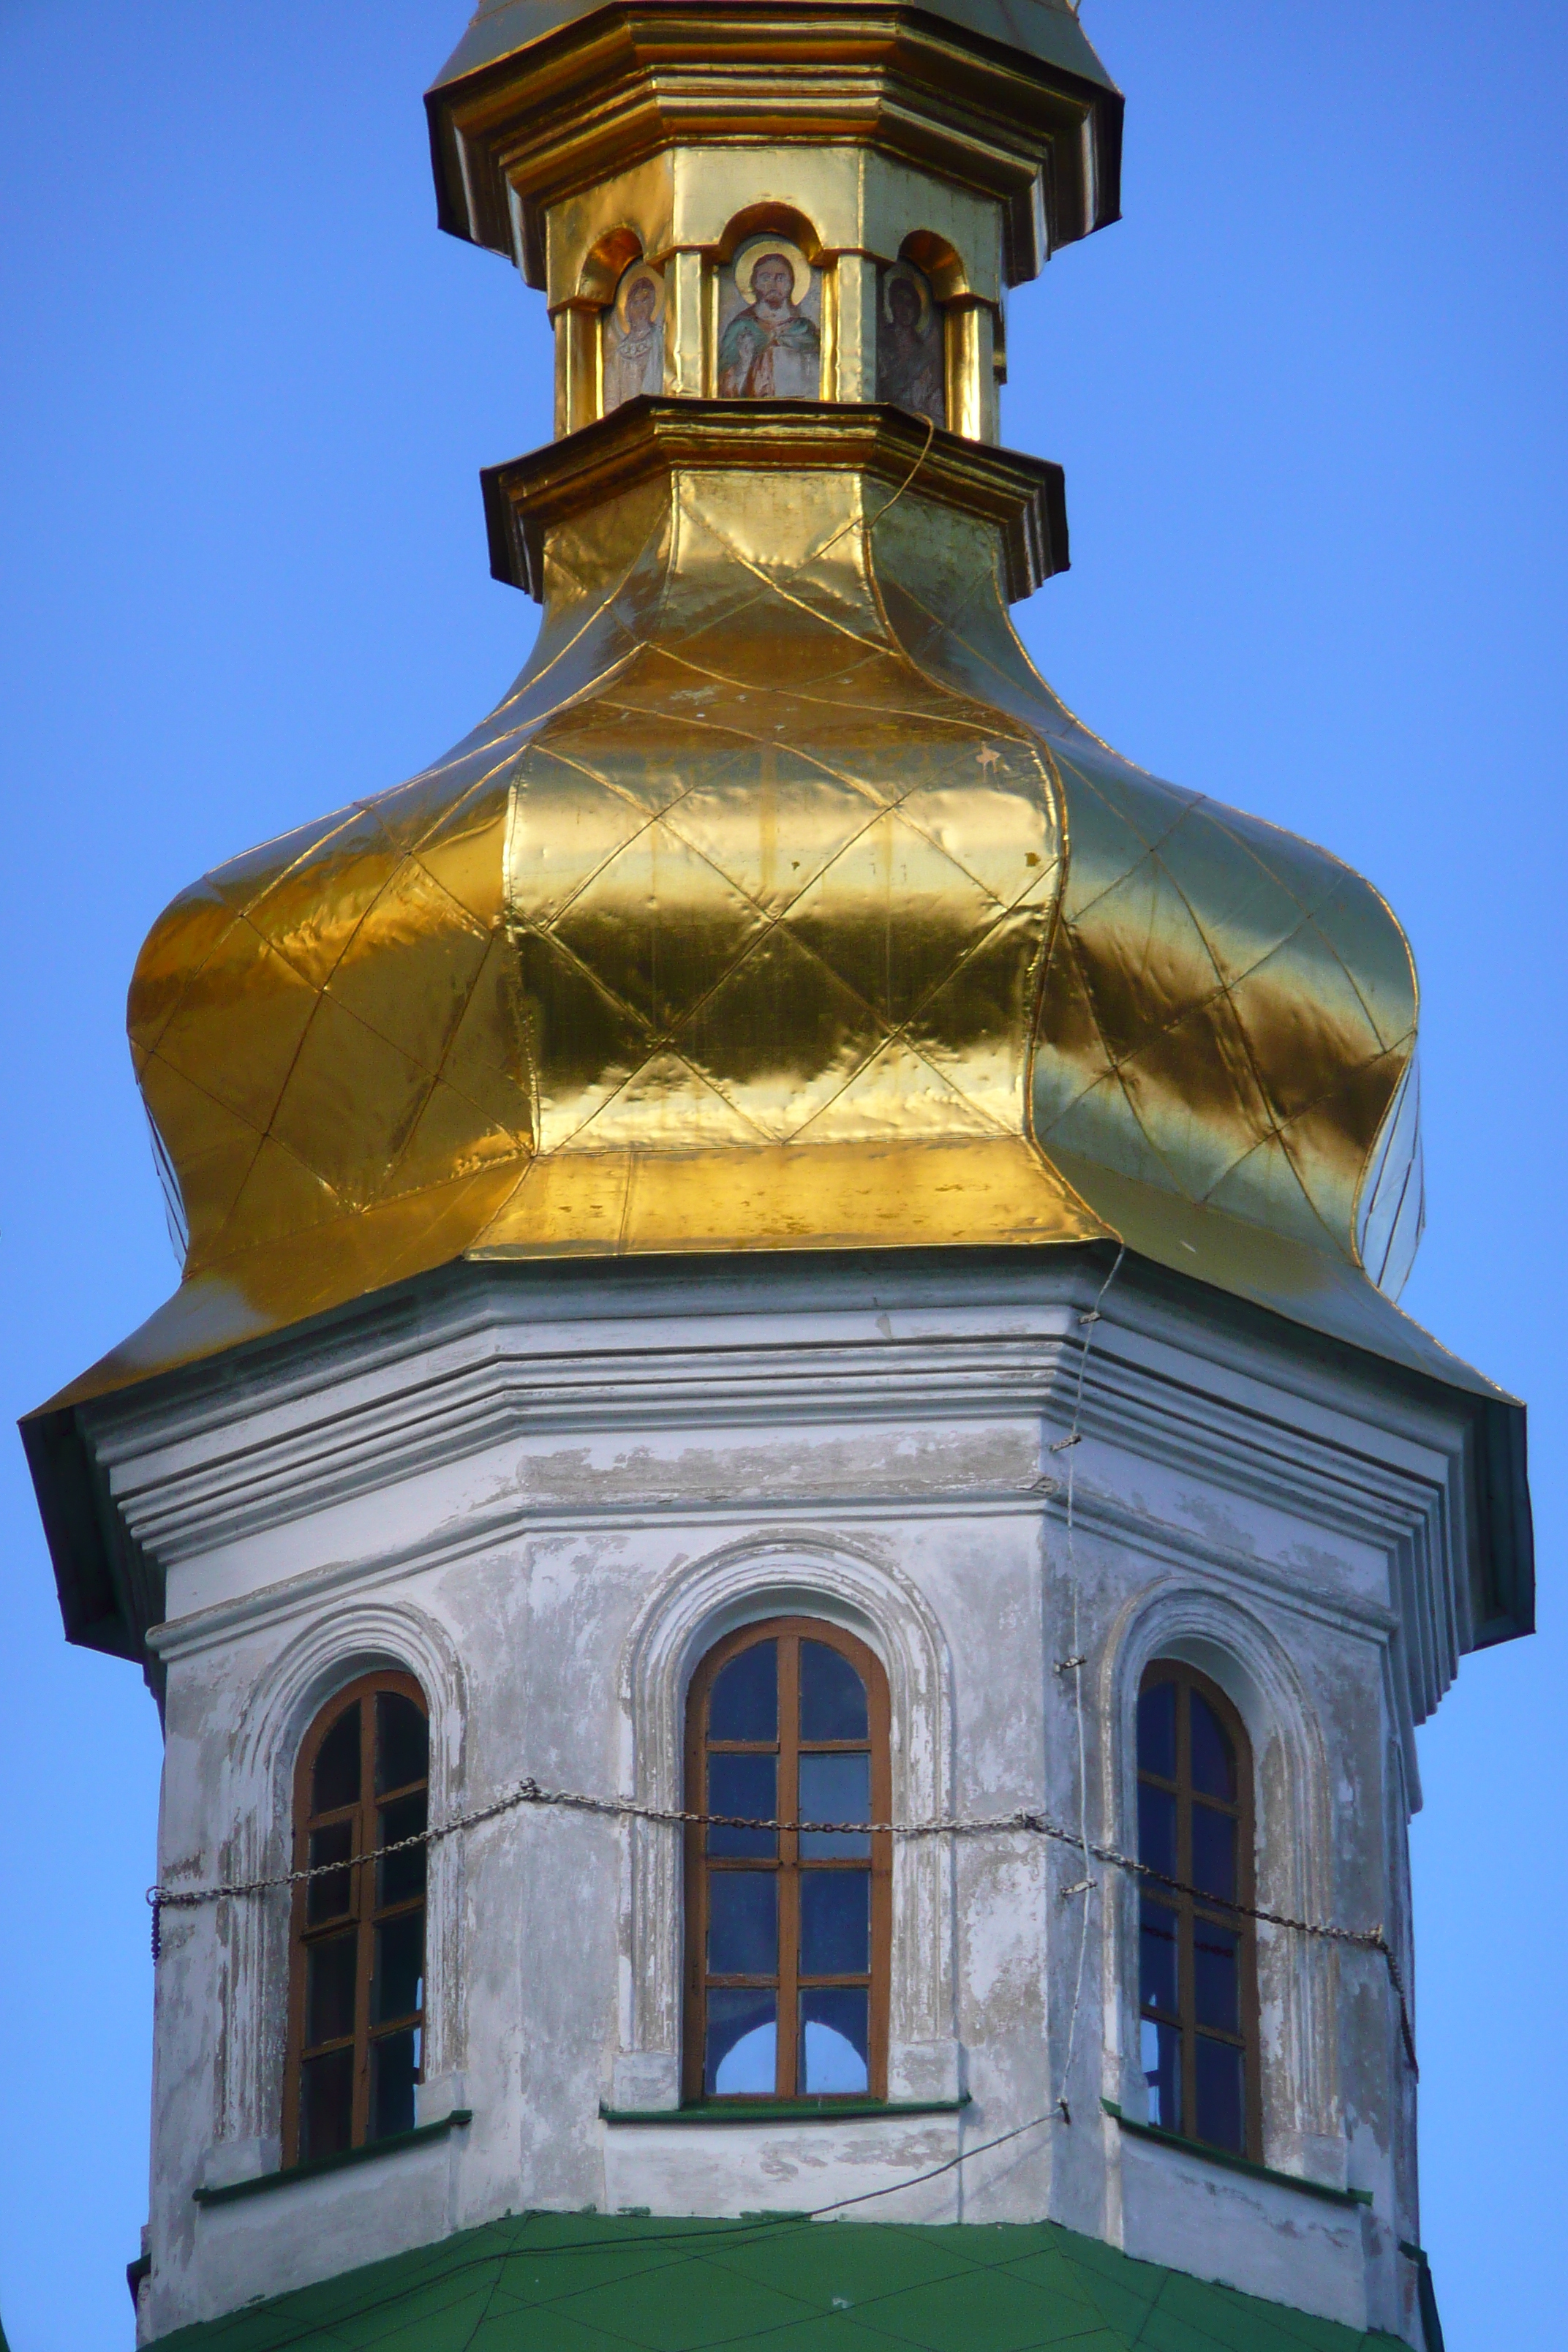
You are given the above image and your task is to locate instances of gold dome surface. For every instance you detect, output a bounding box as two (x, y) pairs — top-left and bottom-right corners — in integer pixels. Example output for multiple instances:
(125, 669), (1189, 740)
(61, 391), (1429, 1408)
(43, 0), (1452, 1411)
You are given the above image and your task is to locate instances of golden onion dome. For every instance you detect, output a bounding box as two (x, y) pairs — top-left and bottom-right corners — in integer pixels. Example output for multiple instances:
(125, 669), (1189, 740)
(55, 1), (1440, 1403)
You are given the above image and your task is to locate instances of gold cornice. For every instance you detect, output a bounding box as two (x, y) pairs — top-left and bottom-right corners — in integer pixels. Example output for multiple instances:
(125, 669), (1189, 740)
(426, 5), (1121, 286)
(480, 397), (1067, 600)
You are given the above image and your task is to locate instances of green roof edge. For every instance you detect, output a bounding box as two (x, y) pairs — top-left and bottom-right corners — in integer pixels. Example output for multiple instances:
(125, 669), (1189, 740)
(151, 2208), (1417, 2351)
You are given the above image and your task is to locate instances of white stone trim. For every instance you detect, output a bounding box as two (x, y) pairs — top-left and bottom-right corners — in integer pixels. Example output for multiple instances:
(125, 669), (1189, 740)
(611, 1530), (957, 2109)
(1097, 1578), (1344, 2182)
(200, 1599), (470, 2158)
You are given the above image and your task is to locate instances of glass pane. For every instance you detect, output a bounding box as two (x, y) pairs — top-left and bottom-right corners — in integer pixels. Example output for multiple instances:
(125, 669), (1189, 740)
(1137, 1681), (1176, 1779)
(299, 2046), (354, 2162)
(1191, 1802), (1237, 1904)
(1194, 1919), (1240, 2033)
(706, 1754), (777, 1857)
(371, 2028), (418, 2140)
(800, 1642), (868, 1742)
(1140, 2016), (1182, 2135)
(376, 1692), (429, 1795)
(801, 1871), (870, 1975)
(1195, 2035), (1245, 2152)
(377, 1790), (429, 1907)
(306, 1820), (353, 1924)
(704, 1988), (777, 2095)
(706, 1872), (777, 1977)
(372, 1911), (424, 2025)
(306, 1931), (358, 2047)
(708, 1642), (777, 1742)
(1137, 1782), (1177, 1880)
(799, 1988), (870, 2094)
(312, 1703), (360, 1816)
(1139, 1898), (1179, 2017)
(799, 1752), (870, 1857)
(1190, 1692), (1236, 1801)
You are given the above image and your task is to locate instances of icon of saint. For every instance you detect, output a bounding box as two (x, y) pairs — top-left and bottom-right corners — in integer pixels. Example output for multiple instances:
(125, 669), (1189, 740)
(603, 263), (665, 412)
(876, 263), (945, 426)
(717, 240), (821, 400)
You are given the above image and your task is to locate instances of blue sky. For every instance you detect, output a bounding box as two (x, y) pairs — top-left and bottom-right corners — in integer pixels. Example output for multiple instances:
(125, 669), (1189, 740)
(1, 3), (1562, 2345)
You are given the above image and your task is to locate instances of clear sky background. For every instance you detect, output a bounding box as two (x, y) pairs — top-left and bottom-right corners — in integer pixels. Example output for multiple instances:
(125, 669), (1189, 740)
(0, 3), (1562, 2345)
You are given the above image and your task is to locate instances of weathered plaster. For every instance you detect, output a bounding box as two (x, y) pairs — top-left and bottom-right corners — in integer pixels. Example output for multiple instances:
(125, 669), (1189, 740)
(95, 1251), (1483, 2348)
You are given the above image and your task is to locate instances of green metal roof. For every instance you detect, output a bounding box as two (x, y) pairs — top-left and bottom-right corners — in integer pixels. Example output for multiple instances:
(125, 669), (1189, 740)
(153, 2211), (1413, 2351)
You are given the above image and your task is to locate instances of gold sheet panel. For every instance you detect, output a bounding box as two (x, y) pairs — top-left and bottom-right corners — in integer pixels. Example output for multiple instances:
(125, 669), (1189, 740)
(57, 404), (1418, 1407)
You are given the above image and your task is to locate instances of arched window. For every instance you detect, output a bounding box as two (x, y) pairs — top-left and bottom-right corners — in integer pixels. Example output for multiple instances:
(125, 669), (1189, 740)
(1137, 1661), (1260, 2156)
(282, 1672), (429, 2166)
(684, 1618), (889, 2105)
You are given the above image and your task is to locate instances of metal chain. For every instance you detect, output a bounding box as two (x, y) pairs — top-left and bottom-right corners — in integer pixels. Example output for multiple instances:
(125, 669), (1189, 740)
(147, 1775), (1417, 2072)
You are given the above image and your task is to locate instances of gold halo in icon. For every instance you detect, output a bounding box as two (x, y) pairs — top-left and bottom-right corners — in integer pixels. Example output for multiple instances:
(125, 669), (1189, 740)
(614, 262), (666, 336)
(732, 238), (813, 306)
(881, 261), (933, 334)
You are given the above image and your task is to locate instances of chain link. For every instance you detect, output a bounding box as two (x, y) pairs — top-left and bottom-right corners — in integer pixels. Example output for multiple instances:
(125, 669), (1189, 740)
(147, 1774), (1417, 2071)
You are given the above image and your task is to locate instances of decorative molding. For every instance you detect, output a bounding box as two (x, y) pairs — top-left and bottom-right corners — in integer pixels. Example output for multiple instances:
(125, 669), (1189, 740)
(198, 1599), (470, 2154)
(1097, 1578), (1343, 2167)
(612, 1532), (957, 2099)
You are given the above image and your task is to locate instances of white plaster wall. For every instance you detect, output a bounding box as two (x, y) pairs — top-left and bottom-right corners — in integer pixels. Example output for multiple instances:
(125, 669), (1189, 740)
(101, 1256), (1469, 2344)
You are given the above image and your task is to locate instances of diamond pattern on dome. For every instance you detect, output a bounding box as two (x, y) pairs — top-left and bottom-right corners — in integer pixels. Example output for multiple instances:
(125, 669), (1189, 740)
(1031, 740), (1416, 1256)
(116, 427), (1415, 1390)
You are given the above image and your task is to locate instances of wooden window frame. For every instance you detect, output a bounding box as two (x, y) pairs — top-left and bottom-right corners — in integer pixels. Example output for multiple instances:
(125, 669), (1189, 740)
(282, 1670), (429, 2167)
(683, 1617), (891, 2106)
(1136, 1659), (1263, 2159)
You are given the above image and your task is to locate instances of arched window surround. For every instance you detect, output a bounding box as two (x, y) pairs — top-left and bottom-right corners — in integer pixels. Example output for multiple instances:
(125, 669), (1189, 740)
(1099, 1584), (1340, 2172)
(196, 1602), (467, 2174)
(616, 1537), (957, 2115)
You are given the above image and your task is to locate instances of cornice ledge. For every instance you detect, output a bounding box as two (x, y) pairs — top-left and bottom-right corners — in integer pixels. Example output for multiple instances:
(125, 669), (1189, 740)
(480, 398), (1067, 602)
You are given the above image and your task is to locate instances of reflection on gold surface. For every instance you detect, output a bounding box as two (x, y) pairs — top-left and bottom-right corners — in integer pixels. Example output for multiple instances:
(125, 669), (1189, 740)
(47, 382), (1422, 1409)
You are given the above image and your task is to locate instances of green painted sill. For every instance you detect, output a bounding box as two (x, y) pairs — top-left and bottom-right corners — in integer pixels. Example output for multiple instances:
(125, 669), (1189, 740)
(193, 2111), (472, 2207)
(1103, 2101), (1372, 2211)
(600, 2095), (970, 2127)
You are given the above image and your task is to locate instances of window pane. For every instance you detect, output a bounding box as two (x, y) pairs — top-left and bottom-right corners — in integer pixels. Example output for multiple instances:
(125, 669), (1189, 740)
(377, 1790), (429, 1907)
(799, 1753), (870, 1856)
(1194, 1920), (1240, 2033)
(799, 1643), (868, 1742)
(1137, 1782), (1177, 1880)
(371, 2028), (418, 2140)
(801, 1871), (870, 1976)
(376, 1692), (428, 1796)
(1189, 1692), (1236, 1801)
(705, 1989), (777, 2095)
(312, 1703), (360, 1816)
(799, 1988), (870, 2094)
(709, 1643), (777, 1741)
(706, 1754), (777, 1856)
(299, 2046), (354, 2161)
(1137, 1682), (1176, 1779)
(306, 1820), (353, 1924)
(1140, 2017), (1182, 2135)
(707, 1873), (777, 1977)
(372, 1912), (424, 2025)
(306, 1931), (358, 2047)
(1191, 1802), (1237, 1904)
(1139, 1898), (1179, 2017)
(1195, 2035), (1245, 2152)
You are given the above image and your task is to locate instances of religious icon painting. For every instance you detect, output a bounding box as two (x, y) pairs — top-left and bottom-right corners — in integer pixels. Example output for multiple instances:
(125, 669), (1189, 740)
(717, 238), (822, 399)
(603, 260), (666, 412)
(876, 262), (946, 427)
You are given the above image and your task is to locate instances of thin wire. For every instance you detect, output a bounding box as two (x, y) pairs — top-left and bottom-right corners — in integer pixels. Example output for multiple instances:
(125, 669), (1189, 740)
(1052, 1245), (1126, 2124)
(809, 411), (938, 567)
